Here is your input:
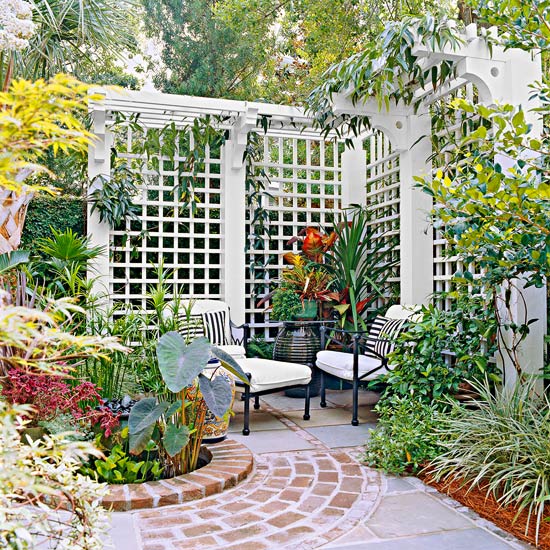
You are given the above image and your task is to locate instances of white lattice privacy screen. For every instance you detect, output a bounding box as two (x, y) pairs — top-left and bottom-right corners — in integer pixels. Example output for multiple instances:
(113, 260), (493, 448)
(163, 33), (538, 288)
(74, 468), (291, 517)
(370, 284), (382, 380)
(246, 134), (343, 339)
(87, 92), (354, 337)
(109, 117), (225, 310)
(431, 83), (483, 310)
(364, 131), (401, 310)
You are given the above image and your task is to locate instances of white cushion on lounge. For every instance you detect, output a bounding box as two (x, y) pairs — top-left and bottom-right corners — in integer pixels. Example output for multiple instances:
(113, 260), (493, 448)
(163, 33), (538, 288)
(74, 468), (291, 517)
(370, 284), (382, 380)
(217, 344), (247, 360)
(235, 358), (312, 393)
(316, 350), (388, 381)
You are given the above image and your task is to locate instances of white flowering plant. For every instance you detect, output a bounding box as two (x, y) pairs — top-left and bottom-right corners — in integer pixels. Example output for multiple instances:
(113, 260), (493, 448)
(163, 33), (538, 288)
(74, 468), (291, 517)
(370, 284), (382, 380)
(0, 0), (35, 52)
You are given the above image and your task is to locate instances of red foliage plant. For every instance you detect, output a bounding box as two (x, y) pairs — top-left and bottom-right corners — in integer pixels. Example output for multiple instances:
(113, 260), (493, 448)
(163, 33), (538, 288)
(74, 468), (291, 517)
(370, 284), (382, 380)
(2, 368), (119, 437)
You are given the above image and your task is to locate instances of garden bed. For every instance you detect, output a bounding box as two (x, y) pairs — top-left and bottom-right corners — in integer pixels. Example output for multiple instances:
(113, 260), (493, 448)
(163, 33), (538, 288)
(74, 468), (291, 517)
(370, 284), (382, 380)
(101, 439), (253, 511)
(421, 473), (548, 549)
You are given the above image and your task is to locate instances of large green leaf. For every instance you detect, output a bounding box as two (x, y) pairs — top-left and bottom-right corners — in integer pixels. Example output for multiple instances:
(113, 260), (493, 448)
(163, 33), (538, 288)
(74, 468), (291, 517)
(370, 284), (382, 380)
(211, 346), (249, 384)
(129, 398), (171, 454)
(128, 398), (169, 435)
(198, 374), (233, 418)
(165, 400), (183, 419)
(0, 251), (30, 274)
(157, 332), (211, 392)
(129, 423), (156, 455)
(163, 423), (190, 457)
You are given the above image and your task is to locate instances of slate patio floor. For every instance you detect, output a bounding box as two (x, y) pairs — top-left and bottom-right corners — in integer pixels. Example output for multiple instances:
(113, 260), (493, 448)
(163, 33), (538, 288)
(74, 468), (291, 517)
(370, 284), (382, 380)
(107, 389), (532, 550)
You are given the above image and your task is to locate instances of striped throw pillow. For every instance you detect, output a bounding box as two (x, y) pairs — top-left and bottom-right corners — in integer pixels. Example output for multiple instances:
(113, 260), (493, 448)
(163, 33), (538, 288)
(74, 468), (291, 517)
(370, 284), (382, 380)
(178, 313), (205, 343)
(364, 315), (389, 358)
(373, 318), (407, 358)
(202, 310), (229, 346)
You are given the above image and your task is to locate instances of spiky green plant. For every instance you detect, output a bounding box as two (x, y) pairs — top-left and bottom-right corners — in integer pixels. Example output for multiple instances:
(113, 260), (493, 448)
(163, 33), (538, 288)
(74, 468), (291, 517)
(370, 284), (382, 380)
(430, 379), (550, 544)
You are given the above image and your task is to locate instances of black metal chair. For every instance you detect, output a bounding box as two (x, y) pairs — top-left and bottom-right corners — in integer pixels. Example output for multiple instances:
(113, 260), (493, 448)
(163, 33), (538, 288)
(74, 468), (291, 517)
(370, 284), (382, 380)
(316, 305), (419, 426)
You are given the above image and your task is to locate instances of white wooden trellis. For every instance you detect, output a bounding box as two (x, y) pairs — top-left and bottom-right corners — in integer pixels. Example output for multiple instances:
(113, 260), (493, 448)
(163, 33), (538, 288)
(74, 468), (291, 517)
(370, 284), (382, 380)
(329, 22), (545, 387)
(87, 92), (349, 335)
(87, 26), (545, 385)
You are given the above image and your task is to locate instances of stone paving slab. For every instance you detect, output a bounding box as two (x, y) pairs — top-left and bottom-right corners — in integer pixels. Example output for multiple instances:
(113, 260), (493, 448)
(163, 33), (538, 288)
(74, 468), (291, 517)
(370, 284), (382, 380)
(323, 528), (518, 550)
(228, 411), (288, 432)
(229, 429), (317, 453)
(304, 423), (376, 448)
(284, 407), (376, 427)
(368, 492), (472, 537)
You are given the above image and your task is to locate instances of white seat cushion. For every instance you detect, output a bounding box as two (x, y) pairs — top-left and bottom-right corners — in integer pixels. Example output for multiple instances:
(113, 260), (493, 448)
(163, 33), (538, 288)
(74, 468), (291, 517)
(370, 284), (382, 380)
(217, 344), (247, 360)
(316, 350), (388, 381)
(235, 358), (311, 393)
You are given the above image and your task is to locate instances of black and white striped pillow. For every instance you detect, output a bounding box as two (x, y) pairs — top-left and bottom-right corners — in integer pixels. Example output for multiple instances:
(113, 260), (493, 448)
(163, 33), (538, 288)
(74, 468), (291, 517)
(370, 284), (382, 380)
(178, 313), (205, 342)
(373, 318), (407, 358)
(202, 310), (229, 346)
(364, 315), (389, 358)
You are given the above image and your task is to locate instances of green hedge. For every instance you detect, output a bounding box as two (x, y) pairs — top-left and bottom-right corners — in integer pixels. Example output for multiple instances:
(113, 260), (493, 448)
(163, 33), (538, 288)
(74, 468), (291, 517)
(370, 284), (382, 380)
(21, 195), (86, 252)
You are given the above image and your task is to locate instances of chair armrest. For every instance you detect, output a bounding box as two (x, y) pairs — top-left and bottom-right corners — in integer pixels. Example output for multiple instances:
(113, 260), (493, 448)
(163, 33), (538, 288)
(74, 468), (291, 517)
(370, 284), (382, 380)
(230, 320), (250, 350)
(319, 325), (370, 350)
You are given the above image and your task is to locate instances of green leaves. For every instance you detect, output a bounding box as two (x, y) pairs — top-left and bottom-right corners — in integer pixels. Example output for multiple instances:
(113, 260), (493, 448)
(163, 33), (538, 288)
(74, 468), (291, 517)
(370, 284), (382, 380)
(163, 424), (190, 457)
(128, 398), (170, 454)
(157, 333), (211, 393)
(307, 15), (463, 136)
(0, 250), (30, 274)
(129, 330), (249, 463)
(210, 346), (249, 384)
(198, 374), (232, 418)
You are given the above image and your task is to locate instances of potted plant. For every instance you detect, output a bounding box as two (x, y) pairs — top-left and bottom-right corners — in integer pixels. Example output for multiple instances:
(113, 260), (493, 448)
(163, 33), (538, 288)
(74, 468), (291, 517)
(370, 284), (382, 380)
(256, 227), (339, 397)
(127, 333), (249, 477)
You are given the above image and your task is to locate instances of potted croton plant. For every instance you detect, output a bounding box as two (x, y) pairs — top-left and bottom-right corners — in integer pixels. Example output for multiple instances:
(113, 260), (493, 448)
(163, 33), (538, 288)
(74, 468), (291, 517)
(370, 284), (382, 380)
(262, 226), (339, 322)
(258, 227), (339, 398)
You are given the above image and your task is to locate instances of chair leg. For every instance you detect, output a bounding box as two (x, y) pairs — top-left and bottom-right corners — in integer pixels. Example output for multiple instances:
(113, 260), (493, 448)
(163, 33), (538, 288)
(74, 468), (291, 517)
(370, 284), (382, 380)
(303, 383), (311, 421)
(254, 395), (260, 410)
(243, 386), (251, 436)
(351, 376), (359, 426)
(320, 370), (327, 408)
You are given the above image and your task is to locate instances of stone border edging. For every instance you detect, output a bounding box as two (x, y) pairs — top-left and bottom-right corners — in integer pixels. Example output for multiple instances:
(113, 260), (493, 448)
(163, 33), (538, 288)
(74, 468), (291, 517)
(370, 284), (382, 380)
(101, 439), (254, 511)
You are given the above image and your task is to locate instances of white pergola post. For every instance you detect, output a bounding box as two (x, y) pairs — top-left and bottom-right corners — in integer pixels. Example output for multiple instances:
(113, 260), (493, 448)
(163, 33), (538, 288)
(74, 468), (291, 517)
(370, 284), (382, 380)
(395, 112), (433, 306)
(221, 108), (257, 325)
(87, 98), (112, 302)
(332, 95), (434, 306)
(494, 48), (545, 388)
(341, 138), (367, 207)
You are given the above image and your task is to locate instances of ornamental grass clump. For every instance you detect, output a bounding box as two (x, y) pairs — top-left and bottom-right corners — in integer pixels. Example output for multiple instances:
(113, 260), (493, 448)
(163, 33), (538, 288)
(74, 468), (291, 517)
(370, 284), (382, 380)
(429, 379), (550, 543)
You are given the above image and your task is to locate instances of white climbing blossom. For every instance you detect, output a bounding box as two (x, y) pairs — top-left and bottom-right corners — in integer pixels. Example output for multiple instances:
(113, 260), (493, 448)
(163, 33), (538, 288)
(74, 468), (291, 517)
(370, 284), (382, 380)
(0, 0), (35, 52)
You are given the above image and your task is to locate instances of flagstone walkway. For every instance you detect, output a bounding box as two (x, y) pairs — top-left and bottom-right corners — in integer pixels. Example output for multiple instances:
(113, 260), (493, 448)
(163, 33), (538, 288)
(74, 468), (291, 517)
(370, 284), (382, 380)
(108, 390), (532, 550)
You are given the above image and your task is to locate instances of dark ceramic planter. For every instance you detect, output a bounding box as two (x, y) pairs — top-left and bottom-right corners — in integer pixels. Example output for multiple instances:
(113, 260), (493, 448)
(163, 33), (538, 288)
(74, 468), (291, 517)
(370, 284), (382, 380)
(273, 321), (322, 398)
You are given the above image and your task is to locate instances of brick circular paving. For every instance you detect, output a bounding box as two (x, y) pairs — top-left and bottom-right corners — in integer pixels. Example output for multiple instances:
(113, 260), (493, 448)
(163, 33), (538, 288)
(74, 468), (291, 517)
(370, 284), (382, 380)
(101, 441), (254, 511)
(134, 445), (381, 550)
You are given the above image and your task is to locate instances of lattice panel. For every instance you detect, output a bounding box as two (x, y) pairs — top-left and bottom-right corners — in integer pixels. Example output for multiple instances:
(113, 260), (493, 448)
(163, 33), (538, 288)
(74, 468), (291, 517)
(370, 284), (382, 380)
(245, 134), (343, 339)
(109, 117), (223, 311)
(364, 131), (401, 310)
(431, 83), (483, 309)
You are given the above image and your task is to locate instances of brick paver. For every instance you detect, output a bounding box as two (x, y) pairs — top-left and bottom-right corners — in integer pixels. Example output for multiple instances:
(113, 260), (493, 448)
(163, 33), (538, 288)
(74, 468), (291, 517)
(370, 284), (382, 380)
(133, 444), (381, 550)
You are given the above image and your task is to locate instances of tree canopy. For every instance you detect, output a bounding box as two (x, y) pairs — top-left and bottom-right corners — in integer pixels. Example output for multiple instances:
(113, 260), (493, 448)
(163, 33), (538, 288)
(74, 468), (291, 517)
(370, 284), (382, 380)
(142, 0), (454, 103)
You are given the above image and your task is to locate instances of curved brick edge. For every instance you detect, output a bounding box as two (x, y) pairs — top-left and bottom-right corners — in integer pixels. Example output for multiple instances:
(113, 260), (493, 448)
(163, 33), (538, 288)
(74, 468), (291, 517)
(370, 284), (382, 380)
(100, 439), (254, 511)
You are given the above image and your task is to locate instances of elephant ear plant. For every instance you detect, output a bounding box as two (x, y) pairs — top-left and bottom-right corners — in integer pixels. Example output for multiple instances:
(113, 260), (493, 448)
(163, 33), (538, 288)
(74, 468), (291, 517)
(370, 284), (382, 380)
(128, 333), (249, 476)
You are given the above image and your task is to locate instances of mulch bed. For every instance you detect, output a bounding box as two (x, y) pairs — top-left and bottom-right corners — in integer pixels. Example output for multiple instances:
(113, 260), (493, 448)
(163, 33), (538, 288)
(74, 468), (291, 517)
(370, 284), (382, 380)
(420, 471), (550, 549)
